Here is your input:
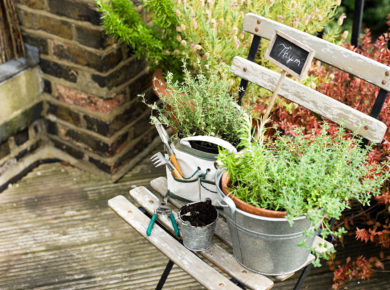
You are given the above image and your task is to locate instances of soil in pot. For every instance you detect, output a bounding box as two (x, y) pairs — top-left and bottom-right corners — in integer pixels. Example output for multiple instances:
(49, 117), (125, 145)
(179, 199), (217, 227)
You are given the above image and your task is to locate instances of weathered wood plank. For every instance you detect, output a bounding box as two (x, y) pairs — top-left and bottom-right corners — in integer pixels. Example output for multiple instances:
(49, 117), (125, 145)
(232, 56), (387, 143)
(108, 195), (243, 290)
(130, 186), (274, 290)
(242, 13), (390, 91)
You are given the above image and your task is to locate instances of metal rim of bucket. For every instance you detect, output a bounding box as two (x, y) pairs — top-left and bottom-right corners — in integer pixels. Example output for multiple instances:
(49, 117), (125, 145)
(178, 211), (219, 229)
(215, 169), (307, 222)
(178, 200), (218, 227)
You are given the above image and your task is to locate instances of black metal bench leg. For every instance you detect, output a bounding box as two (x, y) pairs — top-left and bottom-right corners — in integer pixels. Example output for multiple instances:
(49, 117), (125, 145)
(293, 263), (313, 290)
(230, 277), (246, 289)
(156, 260), (174, 290)
(294, 217), (337, 290)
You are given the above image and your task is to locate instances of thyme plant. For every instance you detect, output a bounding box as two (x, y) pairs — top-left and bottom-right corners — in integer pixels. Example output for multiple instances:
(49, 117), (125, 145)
(144, 65), (249, 147)
(218, 121), (390, 264)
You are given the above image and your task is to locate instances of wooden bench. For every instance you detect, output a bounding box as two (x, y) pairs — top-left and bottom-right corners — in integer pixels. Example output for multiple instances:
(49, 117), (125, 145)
(108, 13), (389, 290)
(235, 13), (389, 144)
(108, 177), (332, 289)
(230, 13), (389, 289)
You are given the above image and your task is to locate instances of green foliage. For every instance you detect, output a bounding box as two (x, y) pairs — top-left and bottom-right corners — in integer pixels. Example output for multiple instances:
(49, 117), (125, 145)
(95, 0), (182, 75)
(175, 0), (343, 104)
(143, 65), (249, 146)
(218, 121), (390, 263)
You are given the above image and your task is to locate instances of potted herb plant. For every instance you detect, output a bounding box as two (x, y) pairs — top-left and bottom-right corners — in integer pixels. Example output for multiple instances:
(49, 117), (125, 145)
(144, 65), (249, 204)
(147, 65), (248, 149)
(215, 120), (390, 275)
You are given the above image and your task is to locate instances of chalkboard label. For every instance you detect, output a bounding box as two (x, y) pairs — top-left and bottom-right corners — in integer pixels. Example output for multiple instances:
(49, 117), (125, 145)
(265, 30), (315, 80)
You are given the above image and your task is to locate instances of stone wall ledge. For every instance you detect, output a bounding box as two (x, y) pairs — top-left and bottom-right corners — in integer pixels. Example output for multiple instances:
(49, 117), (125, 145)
(0, 44), (39, 83)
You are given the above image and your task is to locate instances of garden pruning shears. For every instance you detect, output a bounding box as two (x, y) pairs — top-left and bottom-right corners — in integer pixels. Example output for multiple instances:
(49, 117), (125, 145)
(146, 196), (180, 237)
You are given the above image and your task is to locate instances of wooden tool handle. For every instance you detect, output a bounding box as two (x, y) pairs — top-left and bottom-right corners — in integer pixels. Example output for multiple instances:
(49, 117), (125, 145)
(171, 168), (183, 180)
(169, 154), (183, 176)
(263, 70), (286, 121)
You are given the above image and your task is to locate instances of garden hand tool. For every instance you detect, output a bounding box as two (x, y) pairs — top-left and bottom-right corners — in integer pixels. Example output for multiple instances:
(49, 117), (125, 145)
(152, 117), (183, 176)
(151, 152), (183, 180)
(146, 195), (180, 237)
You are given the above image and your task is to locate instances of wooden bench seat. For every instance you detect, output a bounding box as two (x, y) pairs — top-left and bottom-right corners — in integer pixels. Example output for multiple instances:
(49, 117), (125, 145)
(109, 195), (246, 290)
(108, 177), (333, 289)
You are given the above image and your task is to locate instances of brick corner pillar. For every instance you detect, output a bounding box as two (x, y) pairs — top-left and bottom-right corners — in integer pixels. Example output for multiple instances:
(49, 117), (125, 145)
(16, 0), (159, 181)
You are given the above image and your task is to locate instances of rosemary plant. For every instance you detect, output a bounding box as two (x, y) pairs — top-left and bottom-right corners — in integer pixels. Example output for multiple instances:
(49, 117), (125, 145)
(95, 0), (182, 76)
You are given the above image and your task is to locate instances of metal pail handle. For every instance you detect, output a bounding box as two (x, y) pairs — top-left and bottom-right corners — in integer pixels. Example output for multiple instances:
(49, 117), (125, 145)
(215, 169), (236, 216)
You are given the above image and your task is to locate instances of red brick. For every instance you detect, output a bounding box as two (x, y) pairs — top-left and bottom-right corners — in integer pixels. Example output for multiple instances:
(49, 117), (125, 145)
(55, 84), (124, 113)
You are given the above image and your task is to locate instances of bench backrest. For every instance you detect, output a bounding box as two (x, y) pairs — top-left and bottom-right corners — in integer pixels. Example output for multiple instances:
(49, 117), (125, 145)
(232, 13), (389, 143)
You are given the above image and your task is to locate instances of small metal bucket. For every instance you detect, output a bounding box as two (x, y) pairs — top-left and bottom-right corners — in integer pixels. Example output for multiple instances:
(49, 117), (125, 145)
(215, 170), (315, 276)
(178, 201), (218, 251)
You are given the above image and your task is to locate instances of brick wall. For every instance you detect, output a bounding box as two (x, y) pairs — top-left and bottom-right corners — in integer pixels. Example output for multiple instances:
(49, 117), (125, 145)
(11, 0), (158, 181)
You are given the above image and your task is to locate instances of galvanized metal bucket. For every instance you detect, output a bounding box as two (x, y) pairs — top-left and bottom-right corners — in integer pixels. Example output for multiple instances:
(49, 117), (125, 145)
(215, 170), (315, 276)
(178, 202), (218, 251)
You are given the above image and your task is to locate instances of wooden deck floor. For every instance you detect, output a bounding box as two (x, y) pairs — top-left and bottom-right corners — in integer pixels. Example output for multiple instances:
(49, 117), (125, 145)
(1, 156), (389, 289)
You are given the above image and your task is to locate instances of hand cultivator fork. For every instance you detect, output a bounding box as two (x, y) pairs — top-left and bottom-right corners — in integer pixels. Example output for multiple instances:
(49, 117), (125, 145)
(151, 152), (183, 180)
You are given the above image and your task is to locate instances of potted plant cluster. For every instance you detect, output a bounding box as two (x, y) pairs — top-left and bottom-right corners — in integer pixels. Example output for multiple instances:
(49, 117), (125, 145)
(216, 120), (390, 275)
(146, 65), (249, 149)
(143, 64), (250, 203)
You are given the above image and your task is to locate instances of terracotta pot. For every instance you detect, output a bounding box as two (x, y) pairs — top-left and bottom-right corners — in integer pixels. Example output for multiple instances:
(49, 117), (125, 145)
(152, 69), (170, 99)
(220, 171), (287, 218)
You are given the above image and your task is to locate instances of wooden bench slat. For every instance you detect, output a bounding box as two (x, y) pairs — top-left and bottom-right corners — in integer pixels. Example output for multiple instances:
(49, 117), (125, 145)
(232, 56), (387, 143)
(243, 13), (390, 91)
(108, 195), (242, 290)
(129, 186), (274, 290)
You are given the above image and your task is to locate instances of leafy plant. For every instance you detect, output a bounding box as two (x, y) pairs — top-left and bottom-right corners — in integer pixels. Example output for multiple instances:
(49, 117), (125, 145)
(143, 65), (249, 147)
(175, 0), (344, 104)
(218, 121), (390, 264)
(95, 0), (182, 75)
(250, 19), (390, 282)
